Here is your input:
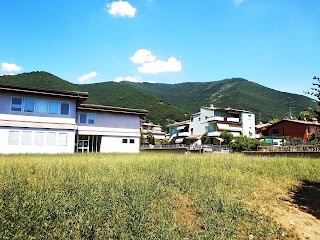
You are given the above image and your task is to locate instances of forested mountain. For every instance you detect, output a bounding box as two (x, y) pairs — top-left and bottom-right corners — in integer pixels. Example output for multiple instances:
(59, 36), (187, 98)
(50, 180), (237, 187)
(0, 71), (317, 128)
(137, 79), (317, 122)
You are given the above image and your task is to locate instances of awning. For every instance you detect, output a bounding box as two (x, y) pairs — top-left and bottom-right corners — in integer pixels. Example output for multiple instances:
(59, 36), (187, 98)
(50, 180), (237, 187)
(175, 138), (184, 143)
(217, 123), (230, 130)
(177, 125), (186, 130)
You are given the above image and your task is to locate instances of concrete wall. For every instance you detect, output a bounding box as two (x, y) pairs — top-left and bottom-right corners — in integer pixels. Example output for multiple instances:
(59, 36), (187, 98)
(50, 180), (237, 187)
(0, 127), (75, 154)
(100, 136), (140, 153)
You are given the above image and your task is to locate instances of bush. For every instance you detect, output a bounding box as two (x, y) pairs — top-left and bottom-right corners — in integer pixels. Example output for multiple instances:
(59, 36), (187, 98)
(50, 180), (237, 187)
(220, 131), (234, 145)
(284, 137), (304, 146)
(230, 137), (260, 152)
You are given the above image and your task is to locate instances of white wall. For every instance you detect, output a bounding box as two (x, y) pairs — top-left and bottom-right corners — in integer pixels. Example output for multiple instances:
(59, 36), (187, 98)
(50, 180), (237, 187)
(100, 136), (140, 153)
(241, 112), (255, 138)
(189, 114), (202, 136)
(0, 127), (75, 154)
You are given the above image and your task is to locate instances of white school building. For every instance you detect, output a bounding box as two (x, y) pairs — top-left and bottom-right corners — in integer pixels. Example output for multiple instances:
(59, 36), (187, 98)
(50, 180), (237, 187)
(0, 84), (148, 154)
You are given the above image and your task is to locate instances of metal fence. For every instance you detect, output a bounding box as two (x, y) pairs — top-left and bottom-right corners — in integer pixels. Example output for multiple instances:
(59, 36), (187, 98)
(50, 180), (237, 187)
(140, 144), (189, 150)
(141, 144), (230, 152)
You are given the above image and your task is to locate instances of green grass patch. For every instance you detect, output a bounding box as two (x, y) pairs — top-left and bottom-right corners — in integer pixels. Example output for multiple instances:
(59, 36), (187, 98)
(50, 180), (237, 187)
(1, 153), (319, 239)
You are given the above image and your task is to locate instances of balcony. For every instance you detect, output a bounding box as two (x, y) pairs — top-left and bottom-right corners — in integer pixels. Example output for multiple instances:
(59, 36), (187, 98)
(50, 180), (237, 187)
(178, 132), (190, 137)
(207, 116), (241, 123)
(207, 116), (224, 122)
(226, 117), (240, 123)
(208, 131), (221, 137)
(229, 126), (242, 132)
(230, 132), (241, 137)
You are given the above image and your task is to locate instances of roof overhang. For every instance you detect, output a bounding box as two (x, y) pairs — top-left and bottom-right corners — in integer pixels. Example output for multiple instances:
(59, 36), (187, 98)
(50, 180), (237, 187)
(0, 83), (88, 105)
(77, 104), (148, 117)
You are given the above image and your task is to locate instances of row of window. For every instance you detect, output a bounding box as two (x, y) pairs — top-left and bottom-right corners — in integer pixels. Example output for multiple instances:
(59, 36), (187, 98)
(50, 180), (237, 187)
(77, 113), (95, 124)
(122, 139), (135, 144)
(8, 130), (68, 146)
(11, 97), (70, 115)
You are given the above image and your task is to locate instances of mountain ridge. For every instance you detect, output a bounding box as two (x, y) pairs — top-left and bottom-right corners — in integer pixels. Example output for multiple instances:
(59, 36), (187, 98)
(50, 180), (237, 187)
(0, 71), (317, 128)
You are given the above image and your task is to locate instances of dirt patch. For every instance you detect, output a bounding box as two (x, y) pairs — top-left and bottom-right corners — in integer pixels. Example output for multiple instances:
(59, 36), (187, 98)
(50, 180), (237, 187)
(172, 193), (202, 233)
(272, 202), (320, 239)
(245, 181), (320, 239)
(271, 181), (320, 240)
(290, 180), (320, 220)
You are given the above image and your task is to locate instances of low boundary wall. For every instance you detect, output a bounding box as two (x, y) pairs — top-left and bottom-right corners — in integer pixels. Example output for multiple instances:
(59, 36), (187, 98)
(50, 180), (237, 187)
(243, 151), (320, 158)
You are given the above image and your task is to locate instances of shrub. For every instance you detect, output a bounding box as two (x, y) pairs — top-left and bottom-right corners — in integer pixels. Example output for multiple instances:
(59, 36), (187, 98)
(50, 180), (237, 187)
(220, 131), (234, 145)
(230, 136), (260, 152)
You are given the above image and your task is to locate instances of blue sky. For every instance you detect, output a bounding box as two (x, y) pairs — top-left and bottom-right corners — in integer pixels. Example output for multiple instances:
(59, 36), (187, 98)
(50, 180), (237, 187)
(1, 0), (319, 96)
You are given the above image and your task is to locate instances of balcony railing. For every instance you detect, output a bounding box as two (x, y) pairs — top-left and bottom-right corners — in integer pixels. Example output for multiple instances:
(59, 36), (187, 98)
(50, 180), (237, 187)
(177, 132), (190, 137)
(207, 116), (241, 123)
(207, 116), (224, 122)
(208, 131), (221, 137)
(226, 117), (240, 123)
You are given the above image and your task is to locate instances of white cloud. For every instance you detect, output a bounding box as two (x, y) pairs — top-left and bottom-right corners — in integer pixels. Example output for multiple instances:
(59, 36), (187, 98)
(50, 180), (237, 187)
(106, 1), (137, 18)
(234, 0), (244, 6)
(114, 75), (156, 83)
(130, 49), (156, 64)
(1, 62), (22, 72)
(130, 49), (182, 74)
(77, 71), (97, 83)
(114, 75), (141, 83)
(138, 57), (182, 74)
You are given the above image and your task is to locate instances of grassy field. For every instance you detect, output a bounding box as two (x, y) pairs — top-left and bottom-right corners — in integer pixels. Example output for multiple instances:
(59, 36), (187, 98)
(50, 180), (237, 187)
(0, 153), (319, 239)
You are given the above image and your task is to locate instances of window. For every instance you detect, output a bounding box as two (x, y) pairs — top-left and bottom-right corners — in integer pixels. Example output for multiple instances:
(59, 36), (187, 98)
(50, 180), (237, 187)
(24, 98), (35, 112)
(130, 139), (135, 144)
(88, 114), (95, 124)
(191, 118), (193, 122)
(37, 99), (47, 114)
(79, 113), (95, 124)
(21, 131), (32, 145)
(79, 113), (87, 124)
(58, 133), (68, 146)
(49, 101), (59, 114)
(11, 97), (22, 111)
(34, 132), (45, 146)
(60, 102), (69, 115)
(122, 139), (128, 143)
(47, 132), (56, 145)
(8, 131), (19, 145)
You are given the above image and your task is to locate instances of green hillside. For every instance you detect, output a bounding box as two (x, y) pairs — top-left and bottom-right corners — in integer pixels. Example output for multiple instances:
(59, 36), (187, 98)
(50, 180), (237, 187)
(138, 79), (318, 122)
(76, 82), (188, 127)
(0, 72), (317, 126)
(0, 71), (75, 91)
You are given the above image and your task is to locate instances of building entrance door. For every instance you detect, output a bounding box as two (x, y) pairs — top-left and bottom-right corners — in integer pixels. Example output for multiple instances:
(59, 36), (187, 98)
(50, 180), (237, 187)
(78, 139), (89, 152)
(76, 135), (101, 153)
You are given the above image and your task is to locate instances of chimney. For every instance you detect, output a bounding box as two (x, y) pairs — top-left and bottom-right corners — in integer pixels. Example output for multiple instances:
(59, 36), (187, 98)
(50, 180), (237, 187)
(210, 104), (214, 109)
(312, 118), (318, 124)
